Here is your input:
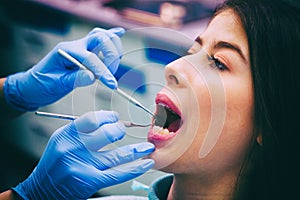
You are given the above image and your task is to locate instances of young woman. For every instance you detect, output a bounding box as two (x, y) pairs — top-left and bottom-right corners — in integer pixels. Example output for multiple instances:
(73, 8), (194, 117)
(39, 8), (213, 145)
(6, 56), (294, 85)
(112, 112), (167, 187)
(147, 0), (300, 199)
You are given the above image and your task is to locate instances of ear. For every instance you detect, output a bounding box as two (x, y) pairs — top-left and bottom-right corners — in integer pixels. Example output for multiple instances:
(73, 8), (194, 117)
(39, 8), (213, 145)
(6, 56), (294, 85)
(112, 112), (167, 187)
(256, 134), (263, 146)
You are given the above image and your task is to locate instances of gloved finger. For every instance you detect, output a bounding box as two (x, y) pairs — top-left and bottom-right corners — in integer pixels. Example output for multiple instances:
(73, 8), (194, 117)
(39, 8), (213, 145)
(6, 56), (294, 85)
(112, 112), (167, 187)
(74, 110), (119, 133)
(81, 51), (118, 89)
(87, 27), (107, 36)
(79, 122), (126, 151)
(107, 27), (124, 57)
(91, 27), (125, 60)
(91, 142), (155, 170)
(102, 29), (124, 75)
(87, 32), (121, 74)
(61, 70), (95, 90)
(88, 27), (125, 38)
(108, 27), (126, 37)
(95, 159), (154, 188)
(60, 48), (118, 89)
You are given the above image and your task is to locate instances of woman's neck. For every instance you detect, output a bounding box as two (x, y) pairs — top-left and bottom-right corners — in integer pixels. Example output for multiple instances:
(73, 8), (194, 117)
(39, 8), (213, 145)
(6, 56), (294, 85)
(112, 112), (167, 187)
(167, 172), (237, 200)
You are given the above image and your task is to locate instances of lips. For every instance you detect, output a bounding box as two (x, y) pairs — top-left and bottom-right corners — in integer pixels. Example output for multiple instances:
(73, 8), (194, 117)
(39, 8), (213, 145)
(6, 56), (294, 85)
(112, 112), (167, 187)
(148, 93), (183, 147)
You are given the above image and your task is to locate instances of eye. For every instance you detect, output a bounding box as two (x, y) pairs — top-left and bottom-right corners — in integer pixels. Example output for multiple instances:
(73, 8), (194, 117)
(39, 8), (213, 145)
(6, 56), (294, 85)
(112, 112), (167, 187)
(209, 55), (228, 71)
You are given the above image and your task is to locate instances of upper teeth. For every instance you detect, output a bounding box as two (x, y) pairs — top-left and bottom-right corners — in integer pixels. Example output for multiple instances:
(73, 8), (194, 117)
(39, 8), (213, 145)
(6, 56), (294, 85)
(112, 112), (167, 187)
(158, 103), (170, 109)
(153, 125), (175, 135)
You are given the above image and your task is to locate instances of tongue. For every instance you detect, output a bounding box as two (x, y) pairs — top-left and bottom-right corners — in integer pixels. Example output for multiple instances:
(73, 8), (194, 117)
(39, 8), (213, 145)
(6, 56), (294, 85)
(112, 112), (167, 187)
(168, 119), (181, 132)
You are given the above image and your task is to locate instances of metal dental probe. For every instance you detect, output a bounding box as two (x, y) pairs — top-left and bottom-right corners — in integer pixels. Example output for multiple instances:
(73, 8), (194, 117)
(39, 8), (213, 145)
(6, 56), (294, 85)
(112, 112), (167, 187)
(114, 87), (155, 118)
(57, 49), (156, 119)
(35, 111), (152, 128)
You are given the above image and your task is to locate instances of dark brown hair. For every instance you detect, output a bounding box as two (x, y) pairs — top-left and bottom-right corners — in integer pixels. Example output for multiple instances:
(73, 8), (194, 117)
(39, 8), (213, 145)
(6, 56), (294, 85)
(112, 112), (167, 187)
(214, 0), (300, 199)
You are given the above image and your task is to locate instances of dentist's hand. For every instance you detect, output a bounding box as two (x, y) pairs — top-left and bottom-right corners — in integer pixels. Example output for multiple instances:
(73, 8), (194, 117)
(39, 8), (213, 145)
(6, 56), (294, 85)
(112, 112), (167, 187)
(12, 110), (155, 200)
(3, 27), (124, 111)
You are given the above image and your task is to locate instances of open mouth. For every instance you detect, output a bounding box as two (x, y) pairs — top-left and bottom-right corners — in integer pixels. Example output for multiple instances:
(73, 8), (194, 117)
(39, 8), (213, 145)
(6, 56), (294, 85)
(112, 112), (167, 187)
(153, 103), (182, 134)
(148, 93), (183, 145)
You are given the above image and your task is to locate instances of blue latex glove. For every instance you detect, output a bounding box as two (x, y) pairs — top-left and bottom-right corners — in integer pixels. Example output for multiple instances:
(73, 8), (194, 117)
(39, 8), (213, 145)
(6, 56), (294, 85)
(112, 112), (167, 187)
(4, 27), (125, 111)
(12, 110), (155, 200)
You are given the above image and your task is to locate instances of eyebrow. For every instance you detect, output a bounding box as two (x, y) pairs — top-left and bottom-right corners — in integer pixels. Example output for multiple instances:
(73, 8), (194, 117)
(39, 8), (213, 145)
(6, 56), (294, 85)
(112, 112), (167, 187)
(194, 37), (246, 62)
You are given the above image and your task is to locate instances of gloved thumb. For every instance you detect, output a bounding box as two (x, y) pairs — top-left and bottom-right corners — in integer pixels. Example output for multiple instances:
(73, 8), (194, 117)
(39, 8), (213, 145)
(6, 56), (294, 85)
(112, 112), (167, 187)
(94, 159), (155, 188)
(63, 70), (95, 89)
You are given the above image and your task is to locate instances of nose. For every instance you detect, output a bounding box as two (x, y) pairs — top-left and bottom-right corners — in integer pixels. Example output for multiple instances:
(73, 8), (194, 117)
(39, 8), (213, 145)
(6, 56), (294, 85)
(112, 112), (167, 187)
(164, 59), (189, 88)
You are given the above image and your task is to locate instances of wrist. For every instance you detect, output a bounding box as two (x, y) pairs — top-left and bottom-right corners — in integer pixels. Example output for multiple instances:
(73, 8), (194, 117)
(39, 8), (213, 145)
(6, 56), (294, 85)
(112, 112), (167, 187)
(0, 77), (23, 118)
(0, 189), (23, 200)
(11, 190), (23, 200)
(11, 169), (60, 200)
(11, 186), (28, 200)
(11, 173), (39, 200)
(0, 78), (7, 107)
(4, 72), (39, 112)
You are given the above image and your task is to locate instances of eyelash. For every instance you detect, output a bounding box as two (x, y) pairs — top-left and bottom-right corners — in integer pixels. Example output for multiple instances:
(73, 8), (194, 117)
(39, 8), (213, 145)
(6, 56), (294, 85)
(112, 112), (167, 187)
(210, 55), (228, 71)
(186, 50), (229, 71)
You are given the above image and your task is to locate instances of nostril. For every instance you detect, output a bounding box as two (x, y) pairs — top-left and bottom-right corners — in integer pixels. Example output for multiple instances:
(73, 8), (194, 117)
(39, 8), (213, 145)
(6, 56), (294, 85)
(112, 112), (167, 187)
(168, 75), (179, 84)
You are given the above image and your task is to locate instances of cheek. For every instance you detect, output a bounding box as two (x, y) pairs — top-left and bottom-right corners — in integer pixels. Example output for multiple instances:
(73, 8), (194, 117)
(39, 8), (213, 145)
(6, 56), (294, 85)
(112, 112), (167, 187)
(189, 76), (212, 126)
(181, 75), (253, 172)
(189, 69), (229, 159)
(209, 77), (254, 167)
(223, 78), (254, 137)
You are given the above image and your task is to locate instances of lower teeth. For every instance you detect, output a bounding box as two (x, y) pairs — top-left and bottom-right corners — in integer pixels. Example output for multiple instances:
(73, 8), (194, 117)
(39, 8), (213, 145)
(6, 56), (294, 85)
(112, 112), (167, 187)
(153, 125), (174, 135)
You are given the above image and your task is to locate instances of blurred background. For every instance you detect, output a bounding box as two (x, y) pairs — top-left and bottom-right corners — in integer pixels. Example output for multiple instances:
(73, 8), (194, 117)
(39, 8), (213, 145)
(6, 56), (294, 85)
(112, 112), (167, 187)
(0, 0), (221, 197)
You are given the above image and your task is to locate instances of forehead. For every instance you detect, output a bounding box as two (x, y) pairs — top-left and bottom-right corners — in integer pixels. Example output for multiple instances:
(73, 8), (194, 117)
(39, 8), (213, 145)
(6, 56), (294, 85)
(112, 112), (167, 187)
(201, 9), (249, 55)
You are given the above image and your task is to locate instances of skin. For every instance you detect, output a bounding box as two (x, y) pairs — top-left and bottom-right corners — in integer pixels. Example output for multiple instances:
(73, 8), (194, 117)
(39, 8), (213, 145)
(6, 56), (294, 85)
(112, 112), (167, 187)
(149, 9), (254, 199)
(0, 78), (6, 99)
(0, 190), (15, 200)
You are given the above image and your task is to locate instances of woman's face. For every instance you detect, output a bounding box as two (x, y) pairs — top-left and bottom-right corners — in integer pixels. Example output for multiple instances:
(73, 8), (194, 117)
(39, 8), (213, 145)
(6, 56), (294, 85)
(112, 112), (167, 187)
(147, 9), (254, 175)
